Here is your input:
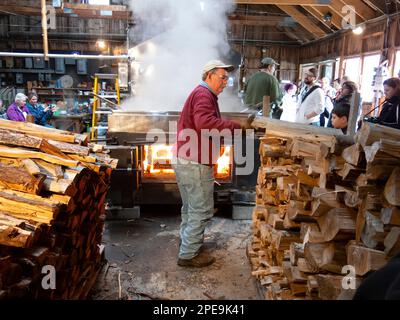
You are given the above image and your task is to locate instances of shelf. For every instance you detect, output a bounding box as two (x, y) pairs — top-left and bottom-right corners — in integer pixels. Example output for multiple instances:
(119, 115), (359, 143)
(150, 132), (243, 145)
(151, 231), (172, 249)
(0, 69), (55, 74)
(33, 87), (93, 90)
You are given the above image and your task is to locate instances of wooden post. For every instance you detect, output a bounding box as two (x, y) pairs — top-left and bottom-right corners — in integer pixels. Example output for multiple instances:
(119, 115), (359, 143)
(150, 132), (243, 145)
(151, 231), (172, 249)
(347, 92), (361, 136)
(263, 95), (270, 118)
(26, 114), (35, 124)
(41, 0), (49, 61)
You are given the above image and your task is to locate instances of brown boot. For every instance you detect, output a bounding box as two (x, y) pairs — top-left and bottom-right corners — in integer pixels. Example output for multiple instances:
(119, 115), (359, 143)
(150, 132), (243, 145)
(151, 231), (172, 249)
(177, 251), (215, 268)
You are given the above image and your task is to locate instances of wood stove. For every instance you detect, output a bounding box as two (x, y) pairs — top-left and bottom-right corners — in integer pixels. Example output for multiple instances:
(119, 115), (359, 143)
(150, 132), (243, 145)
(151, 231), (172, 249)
(105, 111), (259, 208)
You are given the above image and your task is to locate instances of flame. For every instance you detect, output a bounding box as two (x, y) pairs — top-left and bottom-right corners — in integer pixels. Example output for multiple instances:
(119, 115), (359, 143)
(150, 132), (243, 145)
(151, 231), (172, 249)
(143, 145), (174, 174)
(143, 144), (232, 177)
(217, 146), (231, 174)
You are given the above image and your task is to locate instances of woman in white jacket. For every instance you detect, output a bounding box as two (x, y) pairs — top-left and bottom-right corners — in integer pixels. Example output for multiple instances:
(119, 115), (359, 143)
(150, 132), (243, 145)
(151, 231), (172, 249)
(280, 83), (297, 122)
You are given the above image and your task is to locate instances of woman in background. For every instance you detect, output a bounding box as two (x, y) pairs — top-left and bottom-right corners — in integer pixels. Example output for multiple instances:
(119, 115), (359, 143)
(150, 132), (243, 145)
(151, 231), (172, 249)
(6, 93), (30, 122)
(280, 83), (297, 122)
(26, 92), (55, 127)
(327, 81), (357, 128)
(375, 77), (400, 129)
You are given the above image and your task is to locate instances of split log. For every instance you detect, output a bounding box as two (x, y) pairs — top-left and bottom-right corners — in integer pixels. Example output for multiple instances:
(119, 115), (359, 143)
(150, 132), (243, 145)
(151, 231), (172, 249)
(361, 211), (385, 249)
(337, 163), (365, 181)
(347, 242), (387, 276)
(297, 257), (319, 274)
(341, 143), (365, 167)
(0, 146), (78, 167)
(384, 168), (400, 206)
(384, 227), (400, 256)
(356, 121), (400, 148)
(0, 118), (87, 145)
(0, 163), (45, 194)
(252, 117), (353, 148)
(381, 206), (400, 226)
(34, 160), (64, 179)
(304, 242), (347, 274)
(315, 274), (347, 300)
(0, 188), (62, 224)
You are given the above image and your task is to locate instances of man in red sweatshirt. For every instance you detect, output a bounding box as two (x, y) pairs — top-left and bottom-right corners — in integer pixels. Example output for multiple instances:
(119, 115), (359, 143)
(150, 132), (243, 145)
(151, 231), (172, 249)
(172, 60), (245, 268)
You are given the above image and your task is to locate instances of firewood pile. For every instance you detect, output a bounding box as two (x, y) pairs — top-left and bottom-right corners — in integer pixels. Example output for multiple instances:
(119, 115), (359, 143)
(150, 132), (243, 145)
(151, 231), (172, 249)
(0, 119), (117, 299)
(249, 118), (400, 300)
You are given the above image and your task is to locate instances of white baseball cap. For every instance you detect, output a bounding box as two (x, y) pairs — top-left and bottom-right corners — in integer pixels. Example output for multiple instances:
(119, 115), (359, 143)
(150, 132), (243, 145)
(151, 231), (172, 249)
(202, 60), (234, 75)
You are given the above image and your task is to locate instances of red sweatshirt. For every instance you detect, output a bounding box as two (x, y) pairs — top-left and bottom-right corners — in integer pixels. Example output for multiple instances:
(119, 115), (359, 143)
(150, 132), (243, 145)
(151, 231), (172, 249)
(173, 85), (241, 166)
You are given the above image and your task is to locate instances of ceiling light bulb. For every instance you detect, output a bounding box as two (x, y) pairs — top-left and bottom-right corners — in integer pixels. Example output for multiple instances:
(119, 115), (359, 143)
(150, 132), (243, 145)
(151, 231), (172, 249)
(97, 40), (106, 49)
(352, 26), (364, 35)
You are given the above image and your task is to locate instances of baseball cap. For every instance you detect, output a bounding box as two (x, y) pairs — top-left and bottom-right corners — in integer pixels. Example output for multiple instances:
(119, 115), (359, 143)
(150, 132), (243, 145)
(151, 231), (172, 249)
(261, 57), (279, 66)
(202, 60), (234, 75)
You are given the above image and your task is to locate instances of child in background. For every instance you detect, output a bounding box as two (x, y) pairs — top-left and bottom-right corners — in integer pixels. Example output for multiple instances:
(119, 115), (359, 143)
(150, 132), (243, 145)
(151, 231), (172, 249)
(280, 83), (297, 122)
(331, 103), (350, 134)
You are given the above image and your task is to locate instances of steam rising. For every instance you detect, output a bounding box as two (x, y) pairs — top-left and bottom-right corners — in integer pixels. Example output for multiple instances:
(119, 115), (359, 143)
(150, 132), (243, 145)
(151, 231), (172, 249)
(124, 0), (241, 112)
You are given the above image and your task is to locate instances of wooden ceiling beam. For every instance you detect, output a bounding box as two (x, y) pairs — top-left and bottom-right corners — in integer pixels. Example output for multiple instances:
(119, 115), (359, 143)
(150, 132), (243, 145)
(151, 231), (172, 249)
(0, 4), (131, 20)
(277, 5), (326, 39)
(237, 0), (340, 5)
(305, 6), (343, 29)
(228, 14), (285, 26)
(301, 6), (337, 31)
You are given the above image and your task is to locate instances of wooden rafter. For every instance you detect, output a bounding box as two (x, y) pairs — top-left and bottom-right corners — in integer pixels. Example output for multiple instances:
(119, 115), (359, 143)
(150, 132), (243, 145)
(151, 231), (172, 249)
(0, 3), (131, 20)
(237, 0), (340, 5)
(277, 5), (326, 39)
(303, 6), (342, 29)
(301, 6), (336, 31)
(228, 14), (285, 27)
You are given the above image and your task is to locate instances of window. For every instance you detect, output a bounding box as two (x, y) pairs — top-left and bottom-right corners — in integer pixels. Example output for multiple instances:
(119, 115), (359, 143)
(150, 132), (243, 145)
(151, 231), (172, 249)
(88, 0), (110, 5)
(344, 57), (360, 84)
(360, 54), (381, 103)
(394, 50), (400, 78)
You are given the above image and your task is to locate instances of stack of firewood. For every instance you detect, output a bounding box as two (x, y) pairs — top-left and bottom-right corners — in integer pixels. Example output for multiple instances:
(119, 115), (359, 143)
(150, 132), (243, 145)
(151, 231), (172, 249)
(249, 118), (400, 300)
(0, 119), (117, 299)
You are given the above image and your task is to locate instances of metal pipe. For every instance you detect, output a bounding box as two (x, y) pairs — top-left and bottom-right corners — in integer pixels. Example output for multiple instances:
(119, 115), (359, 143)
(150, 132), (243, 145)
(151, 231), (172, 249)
(0, 52), (130, 60)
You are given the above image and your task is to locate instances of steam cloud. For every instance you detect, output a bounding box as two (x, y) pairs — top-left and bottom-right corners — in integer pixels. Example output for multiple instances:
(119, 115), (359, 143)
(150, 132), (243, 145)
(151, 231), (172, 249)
(124, 0), (241, 112)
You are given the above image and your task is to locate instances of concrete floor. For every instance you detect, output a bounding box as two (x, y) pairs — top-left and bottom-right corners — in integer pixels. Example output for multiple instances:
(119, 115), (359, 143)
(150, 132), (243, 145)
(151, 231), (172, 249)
(91, 207), (261, 300)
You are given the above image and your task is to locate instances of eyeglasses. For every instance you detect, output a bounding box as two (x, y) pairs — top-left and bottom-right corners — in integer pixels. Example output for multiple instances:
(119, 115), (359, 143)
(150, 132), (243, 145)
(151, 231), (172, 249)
(215, 74), (229, 81)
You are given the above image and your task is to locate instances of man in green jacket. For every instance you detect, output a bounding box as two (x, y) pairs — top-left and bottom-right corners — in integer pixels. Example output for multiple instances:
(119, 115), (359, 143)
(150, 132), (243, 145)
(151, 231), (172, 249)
(244, 57), (283, 116)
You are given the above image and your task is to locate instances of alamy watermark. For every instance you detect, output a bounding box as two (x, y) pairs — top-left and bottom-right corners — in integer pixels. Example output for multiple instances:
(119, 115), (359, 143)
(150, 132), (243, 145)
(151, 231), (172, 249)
(145, 121), (255, 175)
(341, 265), (356, 290)
(41, 265), (56, 290)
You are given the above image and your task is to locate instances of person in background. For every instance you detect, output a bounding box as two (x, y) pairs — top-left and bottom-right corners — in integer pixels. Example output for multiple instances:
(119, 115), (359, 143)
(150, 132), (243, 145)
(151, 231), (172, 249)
(333, 78), (341, 93)
(244, 57), (283, 115)
(172, 60), (253, 268)
(25, 92), (55, 127)
(327, 81), (357, 128)
(331, 103), (350, 134)
(280, 83), (297, 122)
(374, 77), (400, 129)
(6, 93), (30, 122)
(295, 68), (325, 125)
(320, 77), (335, 127)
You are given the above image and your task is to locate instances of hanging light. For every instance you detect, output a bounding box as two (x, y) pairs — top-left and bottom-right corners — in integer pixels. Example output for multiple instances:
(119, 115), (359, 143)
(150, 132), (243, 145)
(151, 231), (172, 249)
(352, 25), (364, 35)
(96, 40), (107, 50)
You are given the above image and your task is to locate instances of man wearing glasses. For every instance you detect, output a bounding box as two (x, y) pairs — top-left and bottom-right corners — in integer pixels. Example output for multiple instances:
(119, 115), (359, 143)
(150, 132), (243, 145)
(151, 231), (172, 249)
(295, 68), (325, 125)
(172, 60), (252, 268)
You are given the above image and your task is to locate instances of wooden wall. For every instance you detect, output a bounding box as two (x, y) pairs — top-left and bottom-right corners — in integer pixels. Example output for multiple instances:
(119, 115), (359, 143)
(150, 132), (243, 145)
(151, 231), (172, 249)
(233, 44), (300, 83)
(299, 15), (400, 73)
